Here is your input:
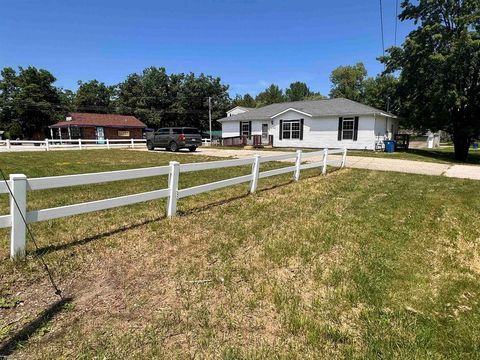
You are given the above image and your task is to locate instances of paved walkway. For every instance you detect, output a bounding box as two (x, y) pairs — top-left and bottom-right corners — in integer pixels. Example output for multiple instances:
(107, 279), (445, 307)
(158, 148), (480, 181)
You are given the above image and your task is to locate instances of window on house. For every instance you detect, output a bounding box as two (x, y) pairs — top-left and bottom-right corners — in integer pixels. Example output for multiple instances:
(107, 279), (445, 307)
(282, 120), (301, 139)
(241, 122), (250, 137)
(70, 127), (81, 139)
(342, 118), (354, 140)
(118, 130), (130, 137)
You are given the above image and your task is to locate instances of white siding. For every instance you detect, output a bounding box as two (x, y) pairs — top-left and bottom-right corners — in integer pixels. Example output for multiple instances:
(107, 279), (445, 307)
(222, 121), (240, 138)
(374, 115), (400, 140)
(221, 120), (268, 137)
(221, 111), (397, 150)
(252, 120), (269, 136)
(374, 115), (388, 139)
(269, 110), (376, 150)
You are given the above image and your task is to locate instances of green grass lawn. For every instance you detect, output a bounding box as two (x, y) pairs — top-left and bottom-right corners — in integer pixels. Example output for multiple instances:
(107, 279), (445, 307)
(1, 149), (479, 359)
(348, 147), (480, 165)
(211, 145), (480, 165)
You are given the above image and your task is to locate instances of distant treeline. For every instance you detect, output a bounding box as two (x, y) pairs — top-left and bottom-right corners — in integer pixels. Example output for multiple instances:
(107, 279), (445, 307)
(0, 64), (397, 139)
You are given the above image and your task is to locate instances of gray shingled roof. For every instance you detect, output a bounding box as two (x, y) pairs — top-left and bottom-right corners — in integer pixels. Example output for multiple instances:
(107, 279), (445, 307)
(218, 98), (397, 122)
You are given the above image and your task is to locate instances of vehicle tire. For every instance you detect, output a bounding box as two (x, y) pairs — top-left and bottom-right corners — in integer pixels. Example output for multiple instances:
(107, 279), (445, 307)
(189, 146), (197, 152)
(169, 141), (178, 152)
(146, 140), (154, 151)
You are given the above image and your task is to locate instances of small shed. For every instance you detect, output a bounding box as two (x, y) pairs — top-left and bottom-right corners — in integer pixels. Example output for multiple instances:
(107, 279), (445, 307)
(49, 113), (147, 140)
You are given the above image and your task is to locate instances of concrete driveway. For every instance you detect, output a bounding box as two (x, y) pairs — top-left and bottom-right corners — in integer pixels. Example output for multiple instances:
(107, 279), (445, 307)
(151, 147), (480, 181)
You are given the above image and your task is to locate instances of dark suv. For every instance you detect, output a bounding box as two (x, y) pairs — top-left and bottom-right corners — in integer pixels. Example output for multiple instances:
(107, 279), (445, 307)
(146, 127), (202, 152)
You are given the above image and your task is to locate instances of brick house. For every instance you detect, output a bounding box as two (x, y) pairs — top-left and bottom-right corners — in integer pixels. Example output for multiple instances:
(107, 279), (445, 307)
(49, 113), (147, 140)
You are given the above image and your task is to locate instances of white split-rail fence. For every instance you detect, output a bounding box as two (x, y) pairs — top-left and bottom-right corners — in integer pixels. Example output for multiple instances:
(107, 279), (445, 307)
(0, 148), (347, 258)
(0, 138), (147, 152)
(0, 138), (214, 151)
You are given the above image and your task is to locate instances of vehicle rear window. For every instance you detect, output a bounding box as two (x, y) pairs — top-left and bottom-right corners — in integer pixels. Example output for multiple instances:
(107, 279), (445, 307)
(183, 128), (200, 135)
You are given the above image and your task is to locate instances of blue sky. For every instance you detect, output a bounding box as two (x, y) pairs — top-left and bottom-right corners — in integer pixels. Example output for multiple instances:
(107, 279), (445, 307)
(1, 0), (414, 97)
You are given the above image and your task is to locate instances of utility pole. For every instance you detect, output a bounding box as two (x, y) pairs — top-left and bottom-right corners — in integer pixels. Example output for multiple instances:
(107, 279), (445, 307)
(208, 96), (212, 145)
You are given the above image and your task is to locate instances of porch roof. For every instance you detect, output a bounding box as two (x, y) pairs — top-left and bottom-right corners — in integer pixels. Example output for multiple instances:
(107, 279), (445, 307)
(49, 112), (147, 129)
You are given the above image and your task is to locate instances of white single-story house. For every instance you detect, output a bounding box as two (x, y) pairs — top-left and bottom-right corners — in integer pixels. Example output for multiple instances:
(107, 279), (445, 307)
(217, 98), (399, 150)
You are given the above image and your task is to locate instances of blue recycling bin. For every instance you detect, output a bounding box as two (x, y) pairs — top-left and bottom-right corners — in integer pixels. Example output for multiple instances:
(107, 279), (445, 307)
(383, 140), (396, 153)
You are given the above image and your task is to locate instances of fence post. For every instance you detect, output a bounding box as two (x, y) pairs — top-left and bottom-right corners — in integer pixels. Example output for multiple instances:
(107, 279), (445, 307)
(341, 147), (347, 168)
(322, 148), (328, 175)
(294, 150), (302, 181)
(10, 174), (27, 258)
(167, 161), (180, 217)
(131, 138), (134, 149)
(106, 138), (110, 149)
(78, 138), (82, 150)
(6, 139), (10, 151)
(45, 138), (49, 151)
(250, 155), (261, 193)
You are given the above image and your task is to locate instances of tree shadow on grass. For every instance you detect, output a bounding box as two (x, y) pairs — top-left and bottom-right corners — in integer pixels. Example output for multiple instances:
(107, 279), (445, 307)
(0, 297), (73, 357)
(406, 149), (480, 165)
(32, 216), (168, 256)
(33, 169), (334, 256)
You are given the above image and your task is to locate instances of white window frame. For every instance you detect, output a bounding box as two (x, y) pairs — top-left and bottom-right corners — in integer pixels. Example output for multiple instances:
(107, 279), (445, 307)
(118, 130), (130, 137)
(341, 117), (355, 140)
(262, 124), (268, 139)
(282, 120), (301, 140)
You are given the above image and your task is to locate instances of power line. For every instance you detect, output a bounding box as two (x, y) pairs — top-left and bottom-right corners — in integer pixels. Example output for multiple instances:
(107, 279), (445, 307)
(379, 0), (385, 58)
(394, 0), (399, 46)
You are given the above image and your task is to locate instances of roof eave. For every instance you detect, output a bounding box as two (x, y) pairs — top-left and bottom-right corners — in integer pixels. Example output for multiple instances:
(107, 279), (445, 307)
(374, 112), (398, 119)
(49, 124), (146, 129)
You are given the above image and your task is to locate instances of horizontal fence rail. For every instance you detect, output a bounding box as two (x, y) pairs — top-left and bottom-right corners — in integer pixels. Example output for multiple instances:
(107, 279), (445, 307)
(0, 138), (147, 152)
(1, 148), (347, 258)
(26, 189), (171, 223)
(26, 166), (171, 191)
(178, 174), (254, 198)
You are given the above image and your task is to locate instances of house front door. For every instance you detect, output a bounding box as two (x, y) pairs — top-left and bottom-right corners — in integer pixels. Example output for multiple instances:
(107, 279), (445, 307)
(262, 124), (268, 139)
(262, 124), (269, 144)
(96, 127), (105, 144)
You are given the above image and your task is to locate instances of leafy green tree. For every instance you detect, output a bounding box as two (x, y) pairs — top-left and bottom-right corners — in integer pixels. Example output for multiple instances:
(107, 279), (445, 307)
(170, 72), (230, 130)
(231, 93), (256, 108)
(363, 75), (400, 113)
(285, 81), (313, 101)
(58, 88), (76, 113)
(0, 67), (17, 132)
(7, 121), (22, 139)
(117, 67), (171, 127)
(304, 93), (328, 101)
(116, 73), (144, 114)
(0, 66), (61, 138)
(382, 0), (480, 160)
(116, 67), (230, 130)
(255, 84), (285, 106)
(329, 63), (367, 101)
(75, 80), (113, 113)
